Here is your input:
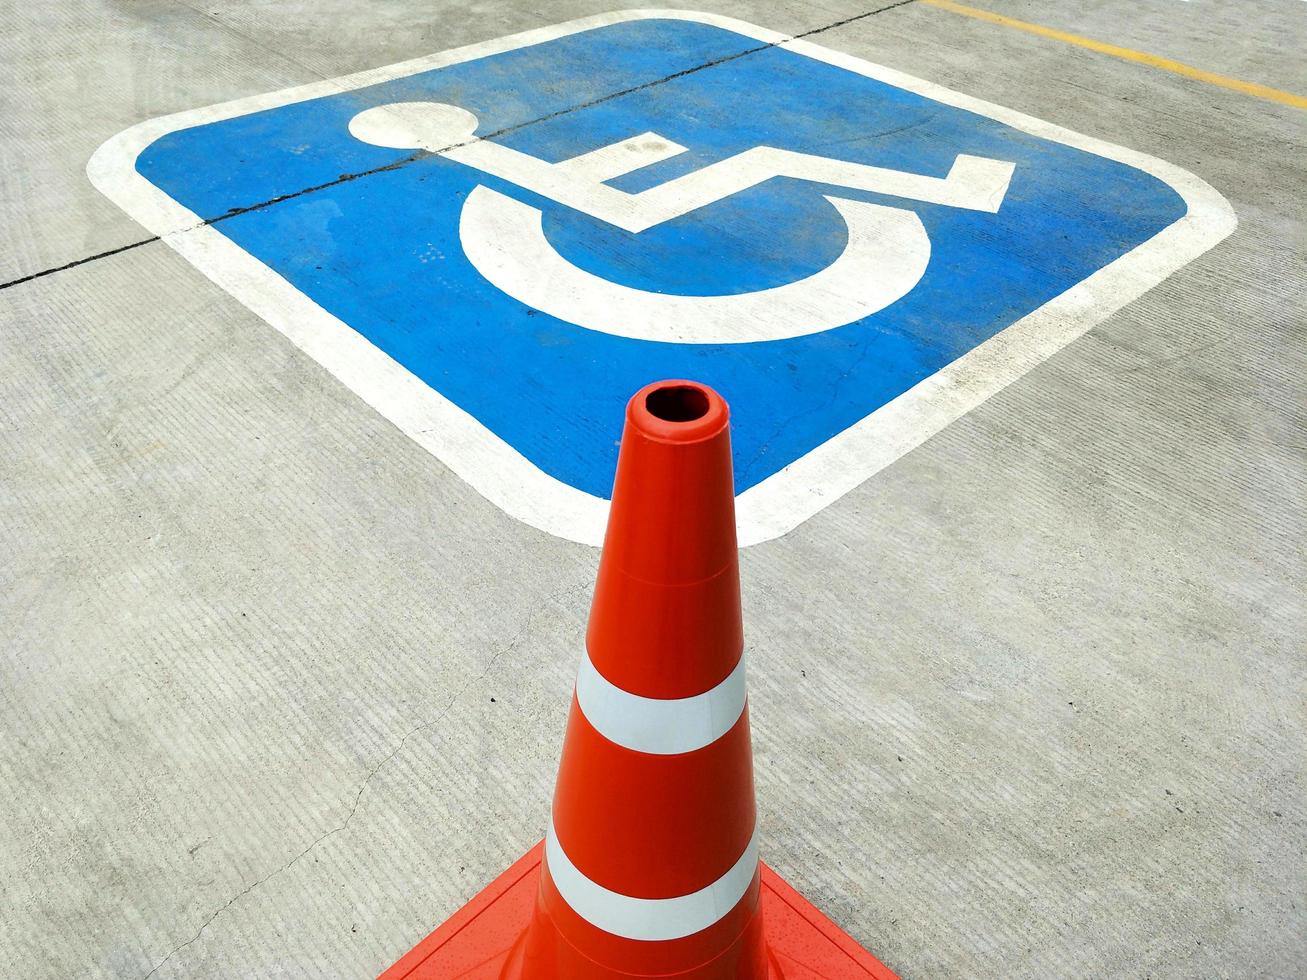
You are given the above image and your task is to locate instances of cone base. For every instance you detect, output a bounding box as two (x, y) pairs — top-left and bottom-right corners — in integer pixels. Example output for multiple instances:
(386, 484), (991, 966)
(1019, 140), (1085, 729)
(377, 843), (900, 980)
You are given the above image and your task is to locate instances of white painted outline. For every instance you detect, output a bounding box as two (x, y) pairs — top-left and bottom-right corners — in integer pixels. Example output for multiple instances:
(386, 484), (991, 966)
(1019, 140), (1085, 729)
(87, 9), (1236, 547)
(545, 819), (759, 940)
(575, 651), (747, 755)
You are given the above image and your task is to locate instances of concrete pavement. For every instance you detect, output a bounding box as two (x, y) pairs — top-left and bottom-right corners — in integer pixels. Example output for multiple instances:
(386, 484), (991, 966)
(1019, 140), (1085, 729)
(1, 1), (1303, 977)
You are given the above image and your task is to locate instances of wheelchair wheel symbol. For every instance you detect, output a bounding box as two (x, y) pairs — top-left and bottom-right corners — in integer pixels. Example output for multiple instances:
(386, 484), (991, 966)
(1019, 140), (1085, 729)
(350, 102), (1015, 344)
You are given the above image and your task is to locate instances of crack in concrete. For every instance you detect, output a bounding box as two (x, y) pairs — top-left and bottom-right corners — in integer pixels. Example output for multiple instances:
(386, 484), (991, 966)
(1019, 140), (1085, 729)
(169, 0), (347, 89)
(1, 0), (917, 293)
(138, 579), (588, 979)
(739, 334), (878, 482)
(1112, 331), (1235, 375)
(0, 237), (162, 291)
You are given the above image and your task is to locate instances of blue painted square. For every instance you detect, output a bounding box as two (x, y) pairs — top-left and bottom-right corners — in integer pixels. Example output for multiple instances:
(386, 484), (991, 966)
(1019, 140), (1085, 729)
(135, 17), (1186, 499)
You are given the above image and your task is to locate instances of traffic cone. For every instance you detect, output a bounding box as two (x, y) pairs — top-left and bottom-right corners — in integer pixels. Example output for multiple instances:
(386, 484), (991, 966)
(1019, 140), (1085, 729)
(379, 381), (899, 980)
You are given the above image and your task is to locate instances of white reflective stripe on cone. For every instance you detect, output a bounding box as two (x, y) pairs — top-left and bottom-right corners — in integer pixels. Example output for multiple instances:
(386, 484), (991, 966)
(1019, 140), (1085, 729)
(574, 653), (748, 755)
(545, 820), (760, 942)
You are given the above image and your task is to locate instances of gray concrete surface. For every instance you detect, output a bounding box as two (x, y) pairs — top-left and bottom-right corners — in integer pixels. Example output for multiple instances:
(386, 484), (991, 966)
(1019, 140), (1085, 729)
(2, 1), (1304, 978)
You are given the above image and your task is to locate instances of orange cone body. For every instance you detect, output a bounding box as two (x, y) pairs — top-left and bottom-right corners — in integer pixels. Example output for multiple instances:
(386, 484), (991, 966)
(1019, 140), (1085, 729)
(506, 381), (763, 978)
(377, 381), (900, 980)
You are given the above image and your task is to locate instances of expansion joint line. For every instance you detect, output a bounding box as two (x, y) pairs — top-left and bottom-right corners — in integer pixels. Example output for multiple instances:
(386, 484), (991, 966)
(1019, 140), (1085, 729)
(0, 0), (917, 293)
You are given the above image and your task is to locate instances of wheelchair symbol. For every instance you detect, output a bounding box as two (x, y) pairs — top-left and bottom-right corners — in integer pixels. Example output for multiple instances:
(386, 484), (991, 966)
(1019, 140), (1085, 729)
(349, 101), (1016, 344)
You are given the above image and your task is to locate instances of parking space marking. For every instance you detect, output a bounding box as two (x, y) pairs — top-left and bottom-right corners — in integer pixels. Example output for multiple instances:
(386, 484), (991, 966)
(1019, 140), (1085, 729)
(922, 0), (1307, 109)
(89, 11), (1235, 547)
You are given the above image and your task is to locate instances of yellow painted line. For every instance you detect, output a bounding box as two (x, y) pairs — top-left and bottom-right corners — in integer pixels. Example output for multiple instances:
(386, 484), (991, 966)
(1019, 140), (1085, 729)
(920, 0), (1307, 110)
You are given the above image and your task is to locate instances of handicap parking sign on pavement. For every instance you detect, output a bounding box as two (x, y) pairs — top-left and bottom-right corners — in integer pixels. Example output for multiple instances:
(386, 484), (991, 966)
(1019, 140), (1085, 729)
(90, 11), (1234, 545)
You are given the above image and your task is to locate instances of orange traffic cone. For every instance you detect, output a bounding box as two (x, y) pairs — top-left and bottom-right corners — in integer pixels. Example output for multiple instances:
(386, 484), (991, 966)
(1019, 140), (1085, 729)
(379, 381), (899, 980)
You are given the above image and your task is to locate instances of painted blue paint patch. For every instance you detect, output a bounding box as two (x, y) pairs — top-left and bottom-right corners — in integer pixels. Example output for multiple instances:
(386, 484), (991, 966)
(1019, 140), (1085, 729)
(136, 18), (1185, 498)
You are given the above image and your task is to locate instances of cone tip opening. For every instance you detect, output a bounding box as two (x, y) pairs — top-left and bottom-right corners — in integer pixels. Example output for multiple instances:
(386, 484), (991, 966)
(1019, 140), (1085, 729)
(628, 380), (729, 443)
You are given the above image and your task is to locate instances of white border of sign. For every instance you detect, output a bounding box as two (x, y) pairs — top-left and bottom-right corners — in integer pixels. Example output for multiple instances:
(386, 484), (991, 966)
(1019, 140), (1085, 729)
(88, 9), (1236, 548)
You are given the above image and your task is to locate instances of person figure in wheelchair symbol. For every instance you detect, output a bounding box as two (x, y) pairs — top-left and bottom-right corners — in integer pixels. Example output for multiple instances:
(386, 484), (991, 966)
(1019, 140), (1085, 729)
(349, 101), (1015, 344)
